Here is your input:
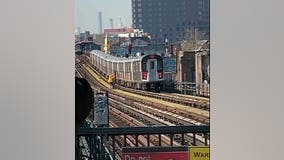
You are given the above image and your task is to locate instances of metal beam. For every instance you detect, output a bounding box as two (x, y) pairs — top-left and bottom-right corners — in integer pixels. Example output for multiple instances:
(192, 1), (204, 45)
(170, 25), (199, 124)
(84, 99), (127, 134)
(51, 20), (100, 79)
(78, 125), (209, 136)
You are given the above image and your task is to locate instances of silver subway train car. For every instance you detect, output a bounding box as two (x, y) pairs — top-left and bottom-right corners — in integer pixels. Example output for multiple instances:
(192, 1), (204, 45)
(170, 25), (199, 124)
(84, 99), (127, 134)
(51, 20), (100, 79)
(89, 50), (164, 91)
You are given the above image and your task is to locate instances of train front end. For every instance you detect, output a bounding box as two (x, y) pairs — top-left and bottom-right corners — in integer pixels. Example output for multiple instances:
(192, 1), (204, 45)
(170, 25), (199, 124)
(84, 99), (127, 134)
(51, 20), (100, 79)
(141, 54), (164, 91)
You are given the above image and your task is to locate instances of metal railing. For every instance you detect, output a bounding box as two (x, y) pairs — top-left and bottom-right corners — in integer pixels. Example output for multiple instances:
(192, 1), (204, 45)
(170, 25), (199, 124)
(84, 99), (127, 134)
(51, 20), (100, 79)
(174, 82), (210, 97)
(76, 125), (210, 160)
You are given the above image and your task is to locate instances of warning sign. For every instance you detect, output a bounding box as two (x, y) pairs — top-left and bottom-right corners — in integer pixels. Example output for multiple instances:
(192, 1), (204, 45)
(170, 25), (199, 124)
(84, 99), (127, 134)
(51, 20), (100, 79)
(189, 146), (210, 160)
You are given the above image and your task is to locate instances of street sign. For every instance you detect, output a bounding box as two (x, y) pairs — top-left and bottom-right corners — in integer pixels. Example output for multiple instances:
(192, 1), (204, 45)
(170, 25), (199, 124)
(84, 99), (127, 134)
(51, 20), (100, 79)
(93, 94), (108, 126)
(189, 146), (210, 160)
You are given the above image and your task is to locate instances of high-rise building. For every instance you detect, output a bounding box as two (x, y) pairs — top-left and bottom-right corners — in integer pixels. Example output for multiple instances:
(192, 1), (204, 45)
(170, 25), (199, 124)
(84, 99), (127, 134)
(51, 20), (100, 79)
(98, 12), (103, 34)
(118, 17), (123, 28)
(76, 27), (81, 35)
(131, 0), (209, 44)
(109, 18), (114, 29)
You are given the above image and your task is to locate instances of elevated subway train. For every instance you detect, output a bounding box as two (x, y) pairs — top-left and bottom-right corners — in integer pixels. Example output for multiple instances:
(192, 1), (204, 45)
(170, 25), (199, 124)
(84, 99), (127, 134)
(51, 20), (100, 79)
(89, 50), (164, 91)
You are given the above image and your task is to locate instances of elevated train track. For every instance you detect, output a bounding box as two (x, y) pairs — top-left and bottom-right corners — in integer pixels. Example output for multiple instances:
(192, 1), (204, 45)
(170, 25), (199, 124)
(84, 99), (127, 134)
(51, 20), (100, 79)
(78, 53), (209, 109)
(77, 59), (209, 127)
(109, 98), (208, 145)
(76, 59), (210, 159)
(85, 61), (210, 111)
(89, 60), (210, 108)
(80, 62), (209, 124)
(116, 85), (209, 111)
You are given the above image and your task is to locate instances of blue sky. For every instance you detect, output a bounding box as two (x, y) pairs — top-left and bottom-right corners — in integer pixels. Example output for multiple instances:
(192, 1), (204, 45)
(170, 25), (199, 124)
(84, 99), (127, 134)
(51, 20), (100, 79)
(75, 0), (132, 34)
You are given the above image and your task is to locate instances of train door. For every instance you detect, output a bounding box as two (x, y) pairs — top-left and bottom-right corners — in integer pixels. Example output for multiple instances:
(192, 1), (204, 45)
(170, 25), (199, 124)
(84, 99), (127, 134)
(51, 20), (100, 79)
(148, 59), (157, 81)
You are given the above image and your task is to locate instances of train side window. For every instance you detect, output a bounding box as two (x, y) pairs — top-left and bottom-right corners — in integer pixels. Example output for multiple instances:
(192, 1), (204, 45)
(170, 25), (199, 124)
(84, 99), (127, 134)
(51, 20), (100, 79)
(136, 62), (139, 72)
(132, 62), (135, 72)
(126, 62), (131, 72)
(134, 62), (139, 72)
(150, 61), (154, 69)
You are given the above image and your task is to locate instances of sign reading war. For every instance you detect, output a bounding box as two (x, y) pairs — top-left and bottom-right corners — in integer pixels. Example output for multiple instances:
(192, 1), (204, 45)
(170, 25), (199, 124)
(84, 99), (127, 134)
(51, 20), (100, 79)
(189, 146), (210, 160)
(93, 95), (108, 126)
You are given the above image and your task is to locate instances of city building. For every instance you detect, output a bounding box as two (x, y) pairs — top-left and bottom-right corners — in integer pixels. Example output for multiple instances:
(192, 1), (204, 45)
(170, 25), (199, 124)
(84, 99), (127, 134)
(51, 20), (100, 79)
(109, 18), (114, 29)
(75, 31), (93, 42)
(104, 28), (133, 35)
(103, 28), (153, 47)
(175, 40), (209, 96)
(131, 0), (209, 44)
(98, 12), (103, 34)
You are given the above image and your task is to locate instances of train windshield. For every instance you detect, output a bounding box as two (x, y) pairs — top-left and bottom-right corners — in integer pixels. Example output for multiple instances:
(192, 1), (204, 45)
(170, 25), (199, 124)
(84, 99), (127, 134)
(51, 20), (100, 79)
(150, 61), (154, 69)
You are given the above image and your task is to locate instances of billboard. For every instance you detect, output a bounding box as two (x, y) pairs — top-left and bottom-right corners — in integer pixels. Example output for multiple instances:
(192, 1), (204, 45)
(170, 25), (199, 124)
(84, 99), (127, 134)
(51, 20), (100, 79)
(93, 94), (108, 126)
(122, 147), (188, 160)
(163, 57), (176, 73)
